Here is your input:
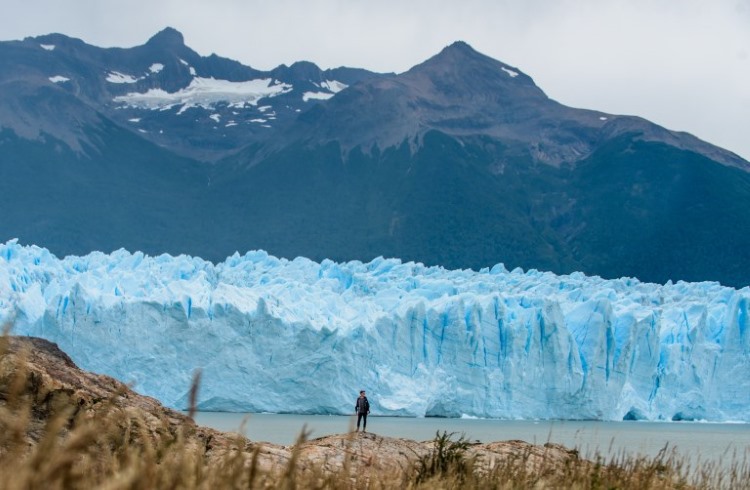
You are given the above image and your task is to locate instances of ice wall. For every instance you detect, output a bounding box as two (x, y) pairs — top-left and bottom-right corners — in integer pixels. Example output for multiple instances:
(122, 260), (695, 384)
(1, 240), (749, 421)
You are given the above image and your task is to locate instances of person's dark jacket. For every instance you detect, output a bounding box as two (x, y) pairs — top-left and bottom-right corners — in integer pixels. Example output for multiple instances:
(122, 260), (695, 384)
(355, 396), (370, 414)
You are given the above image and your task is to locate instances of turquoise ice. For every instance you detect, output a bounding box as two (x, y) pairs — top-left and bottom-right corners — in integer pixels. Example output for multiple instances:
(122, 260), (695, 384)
(1, 240), (748, 421)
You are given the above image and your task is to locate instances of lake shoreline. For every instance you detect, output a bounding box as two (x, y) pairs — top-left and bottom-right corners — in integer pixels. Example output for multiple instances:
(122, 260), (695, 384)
(3, 336), (748, 488)
(192, 411), (750, 466)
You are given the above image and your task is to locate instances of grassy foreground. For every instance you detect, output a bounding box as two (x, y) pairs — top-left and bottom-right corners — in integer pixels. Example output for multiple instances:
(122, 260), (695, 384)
(1, 334), (749, 489)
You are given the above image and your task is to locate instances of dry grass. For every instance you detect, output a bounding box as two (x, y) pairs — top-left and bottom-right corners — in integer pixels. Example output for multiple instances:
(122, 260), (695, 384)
(1, 332), (749, 489)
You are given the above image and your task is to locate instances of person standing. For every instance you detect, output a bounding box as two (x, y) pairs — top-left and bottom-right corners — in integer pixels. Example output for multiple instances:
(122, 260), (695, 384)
(355, 390), (370, 432)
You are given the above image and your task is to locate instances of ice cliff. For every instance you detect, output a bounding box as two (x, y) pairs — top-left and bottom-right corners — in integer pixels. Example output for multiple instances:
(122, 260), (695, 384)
(1, 240), (748, 421)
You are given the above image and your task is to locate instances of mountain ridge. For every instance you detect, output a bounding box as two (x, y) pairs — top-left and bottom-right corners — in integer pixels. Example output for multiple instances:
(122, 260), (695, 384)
(1, 28), (749, 286)
(250, 39), (746, 170)
(2, 28), (384, 161)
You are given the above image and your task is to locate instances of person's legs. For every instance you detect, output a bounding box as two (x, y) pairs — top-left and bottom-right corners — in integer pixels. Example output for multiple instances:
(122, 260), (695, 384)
(356, 413), (364, 431)
(362, 413), (367, 432)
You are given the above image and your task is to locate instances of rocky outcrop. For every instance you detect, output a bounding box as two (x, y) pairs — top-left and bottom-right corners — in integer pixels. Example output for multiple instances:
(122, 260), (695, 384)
(292, 431), (583, 480)
(0, 335), (586, 481)
(0, 336), (202, 447)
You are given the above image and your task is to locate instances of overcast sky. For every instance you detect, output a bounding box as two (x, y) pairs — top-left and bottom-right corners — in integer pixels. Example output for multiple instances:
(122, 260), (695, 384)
(2, 0), (749, 160)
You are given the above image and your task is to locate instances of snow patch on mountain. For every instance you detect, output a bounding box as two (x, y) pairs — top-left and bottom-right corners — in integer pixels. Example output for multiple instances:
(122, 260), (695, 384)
(113, 77), (292, 111)
(40, 44), (55, 51)
(149, 63), (165, 74)
(501, 66), (519, 78)
(48, 76), (69, 83)
(321, 80), (348, 93)
(303, 79), (348, 102)
(2, 240), (749, 421)
(177, 59), (196, 75)
(106, 71), (141, 84)
(303, 91), (334, 102)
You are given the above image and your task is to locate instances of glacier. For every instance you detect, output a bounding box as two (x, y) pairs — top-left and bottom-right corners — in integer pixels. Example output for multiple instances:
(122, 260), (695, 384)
(1, 240), (749, 421)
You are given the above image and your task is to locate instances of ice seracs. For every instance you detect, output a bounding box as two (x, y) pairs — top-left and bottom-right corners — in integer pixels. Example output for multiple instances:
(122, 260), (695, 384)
(2, 240), (749, 422)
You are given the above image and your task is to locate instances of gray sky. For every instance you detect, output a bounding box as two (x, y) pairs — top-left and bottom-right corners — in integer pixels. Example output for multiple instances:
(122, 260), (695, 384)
(3, 0), (749, 160)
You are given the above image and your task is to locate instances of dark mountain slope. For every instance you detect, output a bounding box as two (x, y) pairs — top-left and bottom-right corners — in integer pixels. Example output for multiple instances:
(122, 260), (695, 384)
(213, 128), (750, 286)
(569, 136), (750, 285)
(210, 132), (574, 272)
(0, 120), (214, 258)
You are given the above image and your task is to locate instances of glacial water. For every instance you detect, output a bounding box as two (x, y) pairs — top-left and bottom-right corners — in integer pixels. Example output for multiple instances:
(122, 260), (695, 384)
(193, 412), (750, 467)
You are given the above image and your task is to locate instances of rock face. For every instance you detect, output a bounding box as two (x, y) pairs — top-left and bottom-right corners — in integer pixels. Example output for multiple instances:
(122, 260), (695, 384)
(0, 336), (585, 481)
(0, 335), (201, 447)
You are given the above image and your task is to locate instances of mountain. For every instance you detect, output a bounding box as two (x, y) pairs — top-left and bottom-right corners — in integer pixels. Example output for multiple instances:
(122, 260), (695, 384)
(5, 241), (750, 421)
(213, 42), (750, 286)
(1, 30), (749, 286)
(264, 41), (745, 168)
(0, 27), (382, 161)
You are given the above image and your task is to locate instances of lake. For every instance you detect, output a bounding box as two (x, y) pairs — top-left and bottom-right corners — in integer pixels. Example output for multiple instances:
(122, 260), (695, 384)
(193, 412), (750, 466)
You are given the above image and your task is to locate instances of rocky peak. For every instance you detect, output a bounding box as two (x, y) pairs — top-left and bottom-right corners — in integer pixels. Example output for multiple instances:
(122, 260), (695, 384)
(145, 27), (185, 49)
(271, 60), (324, 82)
(425, 40), (496, 66)
(404, 41), (540, 96)
(284, 41), (555, 154)
(29, 32), (87, 49)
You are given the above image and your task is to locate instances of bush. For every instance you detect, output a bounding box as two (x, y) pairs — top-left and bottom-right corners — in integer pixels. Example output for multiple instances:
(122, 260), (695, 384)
(413, 431), (475, 484)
